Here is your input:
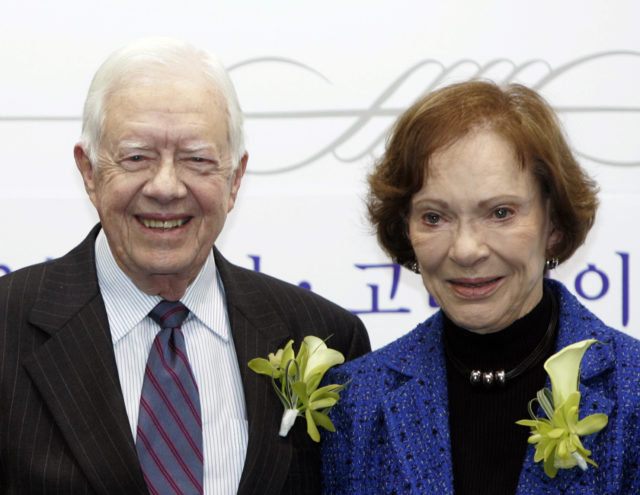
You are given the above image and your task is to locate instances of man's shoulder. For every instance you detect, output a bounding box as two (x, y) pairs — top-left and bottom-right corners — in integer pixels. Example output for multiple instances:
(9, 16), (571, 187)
(0, 227), (98, 308)
(0, 257), (50, 298)
(214, 249), (357, 319)
(214, 249), (371, 359)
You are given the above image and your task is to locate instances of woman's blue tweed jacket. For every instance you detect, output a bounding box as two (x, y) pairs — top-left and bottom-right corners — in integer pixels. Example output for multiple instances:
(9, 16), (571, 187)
(321, 280), (640, 494)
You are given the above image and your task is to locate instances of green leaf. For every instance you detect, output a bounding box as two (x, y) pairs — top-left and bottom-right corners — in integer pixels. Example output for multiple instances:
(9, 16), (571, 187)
(313, 383), (346, 395)
(283, 360), (300, 400)
(280, 341), (296, 374)
(248, 358), (278, 377)
(292, 381), (309, 407)
(310, 410), (335, 432)
(283, 359), (299, 380)
(305, 408), (320, 442)
(543, 451), (558, 478)
(271, 375), (292, 409)
(310, 389), (340, 403)
(576, 413), (608, 436)
(537, 388), (555, 420)
(309, 397), (337, 410)
(296, 341), (310, 378)
(516, 419), (540, 427)
(305, 372), (324, 395)
(548, 428), (565, 439)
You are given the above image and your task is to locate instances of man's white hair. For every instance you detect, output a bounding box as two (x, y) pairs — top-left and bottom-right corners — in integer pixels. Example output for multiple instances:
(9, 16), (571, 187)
(79, 37), (245, 169)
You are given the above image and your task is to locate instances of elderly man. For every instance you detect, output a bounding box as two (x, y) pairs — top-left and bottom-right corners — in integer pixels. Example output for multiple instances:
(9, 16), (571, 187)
(0, 38), (369, 494)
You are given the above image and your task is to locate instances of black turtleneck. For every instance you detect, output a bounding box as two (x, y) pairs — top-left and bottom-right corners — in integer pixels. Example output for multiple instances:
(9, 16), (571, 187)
(444, 288), (556, 495)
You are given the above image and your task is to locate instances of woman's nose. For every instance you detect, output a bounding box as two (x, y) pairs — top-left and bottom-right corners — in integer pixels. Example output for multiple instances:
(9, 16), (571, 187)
(448, 223), (490, 267)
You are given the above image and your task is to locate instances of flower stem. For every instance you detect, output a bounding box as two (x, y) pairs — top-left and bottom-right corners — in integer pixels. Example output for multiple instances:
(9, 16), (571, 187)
(572, 451), (588, 471)
(279, 408), (299, 437)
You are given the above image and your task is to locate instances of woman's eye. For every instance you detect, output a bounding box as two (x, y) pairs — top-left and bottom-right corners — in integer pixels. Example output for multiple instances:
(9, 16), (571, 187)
(425, 213), (441, 225)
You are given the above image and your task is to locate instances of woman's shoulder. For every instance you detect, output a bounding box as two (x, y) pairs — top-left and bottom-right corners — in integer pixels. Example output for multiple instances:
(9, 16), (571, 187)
(603, 325), (640, 397)
(549, 278), (640, 352)
(549, 279), (640, 408)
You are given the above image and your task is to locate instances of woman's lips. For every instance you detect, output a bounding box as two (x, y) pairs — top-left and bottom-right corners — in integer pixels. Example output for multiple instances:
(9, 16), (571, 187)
(447, 277), (504, 298)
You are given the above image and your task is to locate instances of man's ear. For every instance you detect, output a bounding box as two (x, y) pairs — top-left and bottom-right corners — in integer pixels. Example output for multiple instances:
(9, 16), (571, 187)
(228, 151), (248, 212)
(74, 143), (98, 207)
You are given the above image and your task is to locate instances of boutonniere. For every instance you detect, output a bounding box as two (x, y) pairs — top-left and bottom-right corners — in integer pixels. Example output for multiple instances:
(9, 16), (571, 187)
(248, 336), (348, 442)
(517, 339), (608, 478)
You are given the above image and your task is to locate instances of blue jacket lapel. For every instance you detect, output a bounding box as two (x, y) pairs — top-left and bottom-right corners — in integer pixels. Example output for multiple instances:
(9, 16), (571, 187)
(381, 314), (455, 494)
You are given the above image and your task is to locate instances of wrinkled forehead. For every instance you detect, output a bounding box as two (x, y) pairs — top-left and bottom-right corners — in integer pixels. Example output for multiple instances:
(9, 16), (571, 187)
(426, 125), (529, 173)
(101, 69), (230, 141)
(107, 64), (226, 109)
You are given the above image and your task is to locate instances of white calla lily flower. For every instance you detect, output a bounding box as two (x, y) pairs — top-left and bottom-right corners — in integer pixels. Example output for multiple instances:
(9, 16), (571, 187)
(300, 336), (345, 384)
(544, 339), (597, 407)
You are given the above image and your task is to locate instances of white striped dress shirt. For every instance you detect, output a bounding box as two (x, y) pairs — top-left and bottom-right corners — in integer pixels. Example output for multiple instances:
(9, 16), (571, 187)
(94, 230), (248, 494)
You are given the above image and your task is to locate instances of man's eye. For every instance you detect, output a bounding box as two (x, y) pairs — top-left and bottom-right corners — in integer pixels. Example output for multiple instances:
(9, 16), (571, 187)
(190, 157), (205, 162)
(493, 207), (510, 219)
(128, 155), (144, 162)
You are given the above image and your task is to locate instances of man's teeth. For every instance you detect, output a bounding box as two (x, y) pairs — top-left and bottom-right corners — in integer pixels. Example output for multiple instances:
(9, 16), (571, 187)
(140, 218), (188, 230)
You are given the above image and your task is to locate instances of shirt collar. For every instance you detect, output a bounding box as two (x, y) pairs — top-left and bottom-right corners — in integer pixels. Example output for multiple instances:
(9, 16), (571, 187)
(94, 229), (230, 344)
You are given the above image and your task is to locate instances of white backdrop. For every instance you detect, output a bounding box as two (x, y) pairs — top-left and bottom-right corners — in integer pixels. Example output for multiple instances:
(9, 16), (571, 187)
(1, 1), (638, 349)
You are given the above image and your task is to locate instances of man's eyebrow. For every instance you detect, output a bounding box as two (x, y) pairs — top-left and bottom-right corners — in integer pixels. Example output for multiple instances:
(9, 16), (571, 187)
(180, 144), (217, 153)
(117, 140), (152, 150)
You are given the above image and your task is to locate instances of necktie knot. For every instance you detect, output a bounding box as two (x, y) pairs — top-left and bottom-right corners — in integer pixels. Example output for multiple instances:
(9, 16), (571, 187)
(149, 300), (189, 329)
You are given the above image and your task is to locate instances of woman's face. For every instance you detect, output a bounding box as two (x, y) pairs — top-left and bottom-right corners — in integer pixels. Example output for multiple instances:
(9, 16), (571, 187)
(408, 128), (560, 334)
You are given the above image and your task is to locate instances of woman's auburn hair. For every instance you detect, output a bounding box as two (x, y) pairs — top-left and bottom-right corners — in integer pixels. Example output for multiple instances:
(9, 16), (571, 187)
(367, 80), (599, 268)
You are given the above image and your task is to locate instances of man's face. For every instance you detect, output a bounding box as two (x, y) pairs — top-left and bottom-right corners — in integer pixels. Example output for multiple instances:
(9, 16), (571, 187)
(75, 74), (246, 296)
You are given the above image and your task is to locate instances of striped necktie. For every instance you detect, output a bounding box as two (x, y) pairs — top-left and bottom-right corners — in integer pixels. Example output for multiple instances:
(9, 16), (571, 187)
(136, 300), (203, 495)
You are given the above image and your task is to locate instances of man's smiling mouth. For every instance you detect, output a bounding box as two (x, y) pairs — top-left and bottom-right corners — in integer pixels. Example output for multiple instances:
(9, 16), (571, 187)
(136, 216), (192, 230)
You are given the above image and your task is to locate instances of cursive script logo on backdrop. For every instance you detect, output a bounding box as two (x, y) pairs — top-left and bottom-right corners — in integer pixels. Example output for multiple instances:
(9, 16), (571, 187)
(228, 51), (640, 174)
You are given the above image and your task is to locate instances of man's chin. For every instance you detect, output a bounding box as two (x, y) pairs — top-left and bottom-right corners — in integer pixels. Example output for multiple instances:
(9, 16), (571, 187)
(119, 253), (200, 282)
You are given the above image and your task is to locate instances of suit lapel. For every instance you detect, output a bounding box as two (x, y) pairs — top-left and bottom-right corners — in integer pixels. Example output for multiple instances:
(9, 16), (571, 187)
(215, 250), (294, 495)
(381, 316), (455, 493)
(24, 226), (147, 495)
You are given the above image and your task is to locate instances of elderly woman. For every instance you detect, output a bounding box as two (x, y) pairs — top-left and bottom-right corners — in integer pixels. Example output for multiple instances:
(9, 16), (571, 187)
(321, 81), (640, 494)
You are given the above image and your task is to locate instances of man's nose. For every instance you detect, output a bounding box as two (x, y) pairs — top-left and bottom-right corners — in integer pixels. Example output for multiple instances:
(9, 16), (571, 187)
(142, 159), (188, 202)
(448, 222), (490, 267)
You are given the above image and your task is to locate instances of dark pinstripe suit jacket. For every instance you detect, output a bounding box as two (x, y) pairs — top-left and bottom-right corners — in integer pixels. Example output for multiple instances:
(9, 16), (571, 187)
(0, 225), (370, 494)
